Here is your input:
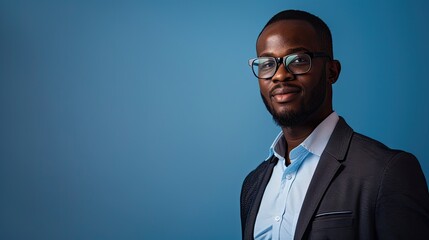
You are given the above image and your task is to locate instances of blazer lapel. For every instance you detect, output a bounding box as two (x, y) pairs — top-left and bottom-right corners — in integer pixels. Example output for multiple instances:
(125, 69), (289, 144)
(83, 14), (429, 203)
(244, 156), (278, 240)
(294, 117), (354, 240)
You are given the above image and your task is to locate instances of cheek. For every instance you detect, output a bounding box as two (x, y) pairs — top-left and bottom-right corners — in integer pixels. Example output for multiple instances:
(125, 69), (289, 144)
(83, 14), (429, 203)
(302, 75), (328, 103)
(302, 71), (326, 94)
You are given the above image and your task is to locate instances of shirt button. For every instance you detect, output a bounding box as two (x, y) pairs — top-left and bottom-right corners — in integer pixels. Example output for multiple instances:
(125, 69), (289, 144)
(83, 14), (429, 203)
(286, 174), (292, 180)
(274, 216), (281, 222)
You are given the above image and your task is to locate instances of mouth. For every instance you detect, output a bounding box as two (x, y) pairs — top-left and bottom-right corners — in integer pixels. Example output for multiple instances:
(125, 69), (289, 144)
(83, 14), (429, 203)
(270, 87), (301, 103)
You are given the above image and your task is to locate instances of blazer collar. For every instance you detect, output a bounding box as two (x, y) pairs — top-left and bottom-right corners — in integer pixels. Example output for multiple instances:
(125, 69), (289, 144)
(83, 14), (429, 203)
(294, 117), (354, 240)
(323, 117), (354, 161)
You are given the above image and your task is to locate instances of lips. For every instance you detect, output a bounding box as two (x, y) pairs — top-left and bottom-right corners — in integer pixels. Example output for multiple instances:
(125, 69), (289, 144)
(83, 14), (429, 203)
(270, 86), (301, 103)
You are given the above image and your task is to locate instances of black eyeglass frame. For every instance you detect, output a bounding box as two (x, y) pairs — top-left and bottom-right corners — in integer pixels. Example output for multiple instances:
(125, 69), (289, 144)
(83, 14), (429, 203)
(248, 52), (331, 79)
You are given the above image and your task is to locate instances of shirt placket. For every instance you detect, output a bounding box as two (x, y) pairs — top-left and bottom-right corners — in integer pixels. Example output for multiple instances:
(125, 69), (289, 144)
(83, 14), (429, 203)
(272, 164), (295, 239)
(278, 149), (308, 239)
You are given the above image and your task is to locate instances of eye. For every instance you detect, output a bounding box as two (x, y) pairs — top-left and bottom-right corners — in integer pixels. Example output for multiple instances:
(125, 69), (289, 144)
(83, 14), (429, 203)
(289, 55), (310, 66)
(258, 59), (276, 70)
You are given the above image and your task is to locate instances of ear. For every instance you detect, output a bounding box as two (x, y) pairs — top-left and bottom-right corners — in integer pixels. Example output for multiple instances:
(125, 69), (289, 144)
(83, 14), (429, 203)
(327, 60), (341, 84)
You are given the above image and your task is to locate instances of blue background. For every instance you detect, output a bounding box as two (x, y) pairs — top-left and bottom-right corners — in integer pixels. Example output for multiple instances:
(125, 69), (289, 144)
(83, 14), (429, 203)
(1, 0), (428, 239)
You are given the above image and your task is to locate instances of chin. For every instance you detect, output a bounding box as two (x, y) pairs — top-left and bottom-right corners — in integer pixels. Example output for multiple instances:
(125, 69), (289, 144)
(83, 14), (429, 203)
(272, 109), (303, 127)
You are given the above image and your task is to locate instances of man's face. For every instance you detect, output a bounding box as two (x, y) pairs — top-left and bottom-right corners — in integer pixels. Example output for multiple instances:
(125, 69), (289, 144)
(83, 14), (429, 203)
(257, 20), (332, 127)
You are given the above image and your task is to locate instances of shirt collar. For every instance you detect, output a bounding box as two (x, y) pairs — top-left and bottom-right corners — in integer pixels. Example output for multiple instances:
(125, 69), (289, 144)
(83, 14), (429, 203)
(267, 112), (339, 161)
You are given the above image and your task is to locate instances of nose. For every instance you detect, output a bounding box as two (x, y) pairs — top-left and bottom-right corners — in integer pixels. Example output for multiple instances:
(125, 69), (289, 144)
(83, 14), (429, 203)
(271, 63), (295, 83)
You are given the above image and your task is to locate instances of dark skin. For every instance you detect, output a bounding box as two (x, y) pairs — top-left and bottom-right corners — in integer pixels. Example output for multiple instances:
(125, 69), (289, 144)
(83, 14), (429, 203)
(257, 20), (341, 165)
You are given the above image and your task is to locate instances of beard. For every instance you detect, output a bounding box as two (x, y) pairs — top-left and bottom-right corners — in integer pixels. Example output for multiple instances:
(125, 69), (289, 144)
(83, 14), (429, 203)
(261, 70), (327, 127)
(261, 92), (303, 127)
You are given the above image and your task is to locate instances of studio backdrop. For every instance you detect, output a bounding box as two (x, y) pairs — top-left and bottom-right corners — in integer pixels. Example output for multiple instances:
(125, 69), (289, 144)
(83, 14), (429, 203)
(1, 0), (428, 239)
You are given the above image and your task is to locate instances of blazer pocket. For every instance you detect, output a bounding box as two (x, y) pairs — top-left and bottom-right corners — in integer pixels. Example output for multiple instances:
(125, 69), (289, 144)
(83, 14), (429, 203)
(312, 211), (353, 230)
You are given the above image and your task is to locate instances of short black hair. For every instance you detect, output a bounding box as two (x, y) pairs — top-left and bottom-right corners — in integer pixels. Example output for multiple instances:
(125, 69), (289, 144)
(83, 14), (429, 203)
(257, 10), (334, 58)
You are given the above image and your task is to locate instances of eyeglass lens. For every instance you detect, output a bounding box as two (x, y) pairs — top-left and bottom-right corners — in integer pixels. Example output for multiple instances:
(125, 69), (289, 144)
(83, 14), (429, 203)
(252, 53), (311, 78)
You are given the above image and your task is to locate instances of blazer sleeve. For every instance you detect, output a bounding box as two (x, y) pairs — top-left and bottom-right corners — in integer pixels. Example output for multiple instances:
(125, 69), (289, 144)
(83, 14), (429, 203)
(375, 151), (429, 239)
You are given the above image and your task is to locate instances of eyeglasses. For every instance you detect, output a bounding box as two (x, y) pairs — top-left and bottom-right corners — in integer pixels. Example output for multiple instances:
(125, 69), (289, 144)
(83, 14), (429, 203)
(248, 52), (331, 79)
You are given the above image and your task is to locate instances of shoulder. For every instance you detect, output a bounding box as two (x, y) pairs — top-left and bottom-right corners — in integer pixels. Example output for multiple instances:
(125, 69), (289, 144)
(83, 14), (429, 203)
(334, 117), (413, 161)
(350, 132), (400, 157)
(349, 132), (415, 165)
(345, 131), (427, 194)
(331, 119), (424, 184)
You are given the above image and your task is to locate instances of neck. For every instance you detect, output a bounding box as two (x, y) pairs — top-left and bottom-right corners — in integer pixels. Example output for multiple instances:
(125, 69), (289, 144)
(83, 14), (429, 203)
(281, 110), (333, 164)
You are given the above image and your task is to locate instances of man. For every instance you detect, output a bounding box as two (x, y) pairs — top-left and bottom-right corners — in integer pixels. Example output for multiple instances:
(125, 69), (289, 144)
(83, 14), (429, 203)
(240, 10), (429, 240)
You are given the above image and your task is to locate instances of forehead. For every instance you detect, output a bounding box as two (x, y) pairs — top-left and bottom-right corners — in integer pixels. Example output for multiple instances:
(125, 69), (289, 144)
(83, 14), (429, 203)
(256, 20), (320, 56)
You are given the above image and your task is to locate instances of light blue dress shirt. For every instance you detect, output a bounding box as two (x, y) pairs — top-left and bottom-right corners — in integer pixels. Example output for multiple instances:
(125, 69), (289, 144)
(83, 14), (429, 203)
(254, 112), (339, 240)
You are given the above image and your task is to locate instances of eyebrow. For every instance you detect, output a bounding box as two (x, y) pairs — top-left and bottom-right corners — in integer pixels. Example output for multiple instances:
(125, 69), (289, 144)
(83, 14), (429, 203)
(259, 47), (311, 57)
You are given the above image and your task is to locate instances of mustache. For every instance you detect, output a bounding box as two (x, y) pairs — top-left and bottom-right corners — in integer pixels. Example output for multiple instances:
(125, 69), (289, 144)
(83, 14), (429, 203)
(270, 84), (301, 96)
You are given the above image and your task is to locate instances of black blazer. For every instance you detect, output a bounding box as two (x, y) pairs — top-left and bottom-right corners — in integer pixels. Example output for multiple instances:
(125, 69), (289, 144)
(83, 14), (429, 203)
(240, 117), (429, 240)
